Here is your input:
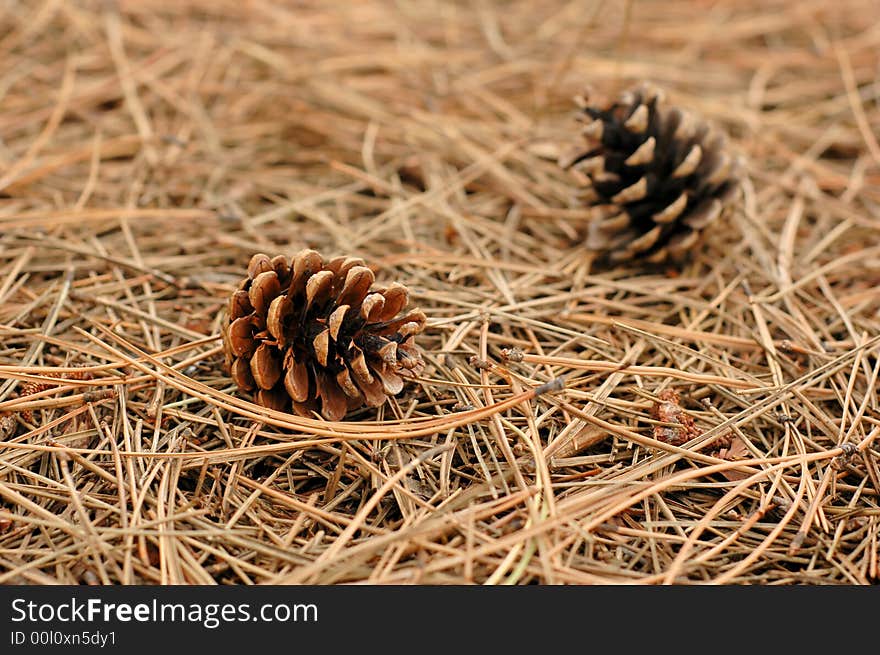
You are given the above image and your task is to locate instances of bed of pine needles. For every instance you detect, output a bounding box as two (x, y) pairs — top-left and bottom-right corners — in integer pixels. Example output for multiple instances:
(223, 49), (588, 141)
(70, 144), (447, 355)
(0, 0), (878, 585)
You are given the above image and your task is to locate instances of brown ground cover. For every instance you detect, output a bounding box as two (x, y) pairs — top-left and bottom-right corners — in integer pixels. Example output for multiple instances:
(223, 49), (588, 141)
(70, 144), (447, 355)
(0, 0), (878, 584)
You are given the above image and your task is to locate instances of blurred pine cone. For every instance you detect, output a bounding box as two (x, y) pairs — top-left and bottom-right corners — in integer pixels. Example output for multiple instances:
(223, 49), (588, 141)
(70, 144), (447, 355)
(222, 250), (426, 421)
(559, 83), (742, 263)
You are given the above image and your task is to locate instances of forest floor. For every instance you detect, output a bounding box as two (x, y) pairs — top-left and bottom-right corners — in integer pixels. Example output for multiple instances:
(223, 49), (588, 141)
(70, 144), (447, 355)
(0, 0), (878, 584)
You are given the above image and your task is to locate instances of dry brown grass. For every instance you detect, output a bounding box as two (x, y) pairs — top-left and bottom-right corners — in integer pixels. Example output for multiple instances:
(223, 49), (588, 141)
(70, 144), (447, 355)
(0, 0), (878, 585)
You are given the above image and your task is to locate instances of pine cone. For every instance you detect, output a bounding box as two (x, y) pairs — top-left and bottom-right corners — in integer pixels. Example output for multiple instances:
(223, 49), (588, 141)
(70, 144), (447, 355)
(221, 250), (426, 421)
(560, 83), (742, 263)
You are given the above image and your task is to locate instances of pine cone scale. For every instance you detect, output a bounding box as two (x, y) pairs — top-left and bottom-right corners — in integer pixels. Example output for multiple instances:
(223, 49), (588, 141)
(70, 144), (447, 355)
(653, 193), (687, 223)
(315, 371), (346, 421)
(685, 197), (721, 229)
(249, 271), (281, 314)
(229, 290), (252, 320)
(266, 295), (292, 344)
(256, 387), (287, 413)
(374, 365), (404, 395)
(335, 367), (361, 398)
(328, 305), (349, 340)
(250, 344), (281, 390)
(312, 329), (330, 367)
(624, 137), (655, 166)
(228, 316), (257, 357)
(337, 266), (375, 307)
(283, 357), (310, 403)
(230, 357), (255, 391)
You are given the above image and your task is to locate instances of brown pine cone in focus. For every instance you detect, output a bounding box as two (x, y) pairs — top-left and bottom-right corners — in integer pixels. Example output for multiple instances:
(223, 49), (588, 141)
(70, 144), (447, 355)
(559, 82), (743, 264)
(221, 250), (426, 421)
